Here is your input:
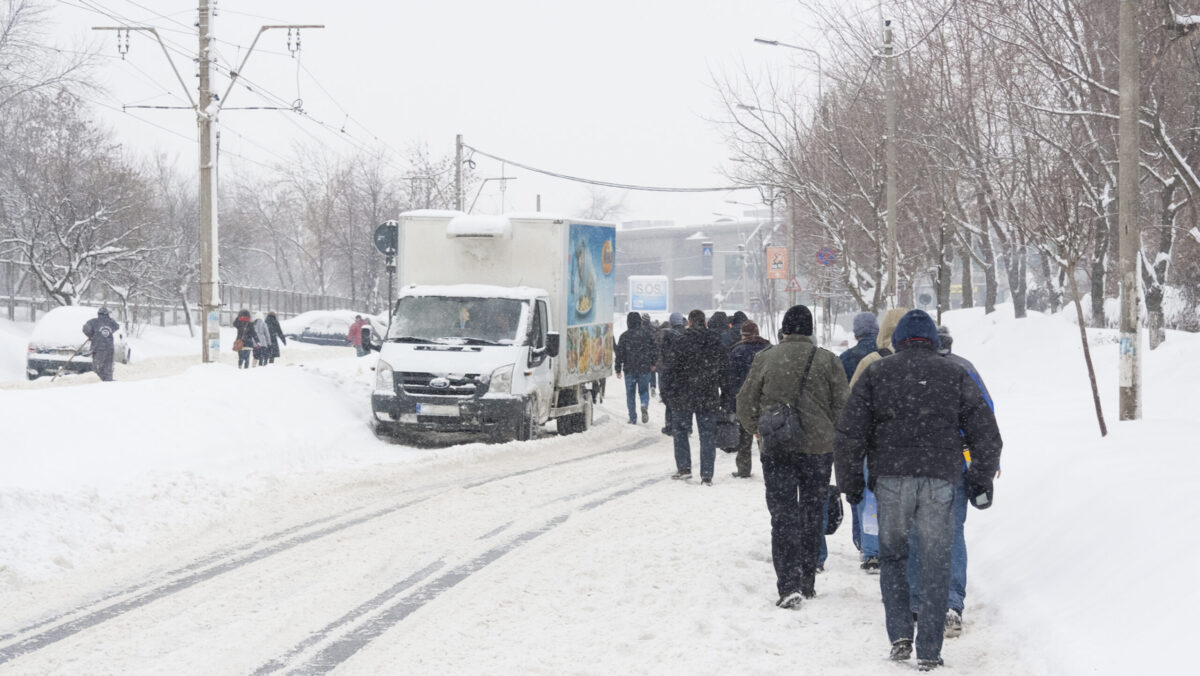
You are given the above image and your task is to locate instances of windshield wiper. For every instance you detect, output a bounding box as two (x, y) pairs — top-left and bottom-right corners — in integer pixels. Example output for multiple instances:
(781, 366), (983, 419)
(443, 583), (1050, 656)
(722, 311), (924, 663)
(459, 337), (503, 346)
(387, 336), (434, 343)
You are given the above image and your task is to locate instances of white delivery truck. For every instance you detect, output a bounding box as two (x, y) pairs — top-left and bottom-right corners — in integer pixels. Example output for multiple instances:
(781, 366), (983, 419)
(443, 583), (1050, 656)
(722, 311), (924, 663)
(371, 210), (616, 441)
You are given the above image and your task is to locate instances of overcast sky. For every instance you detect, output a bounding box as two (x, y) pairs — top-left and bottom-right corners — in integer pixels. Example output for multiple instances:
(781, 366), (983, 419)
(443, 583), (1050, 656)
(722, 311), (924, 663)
(52, 0), (833, 225)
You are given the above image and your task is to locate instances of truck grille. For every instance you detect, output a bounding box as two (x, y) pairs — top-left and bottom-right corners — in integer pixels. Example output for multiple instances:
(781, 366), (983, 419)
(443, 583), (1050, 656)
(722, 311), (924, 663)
(397, 372), (481, 397)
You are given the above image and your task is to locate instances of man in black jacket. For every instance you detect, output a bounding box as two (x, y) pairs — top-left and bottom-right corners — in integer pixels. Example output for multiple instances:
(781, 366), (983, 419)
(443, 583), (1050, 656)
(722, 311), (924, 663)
(662, 309), (727, 485)
(614, 312), (657, 424)
(725, 320), (771, 478)
(834, 309), (1001, 670)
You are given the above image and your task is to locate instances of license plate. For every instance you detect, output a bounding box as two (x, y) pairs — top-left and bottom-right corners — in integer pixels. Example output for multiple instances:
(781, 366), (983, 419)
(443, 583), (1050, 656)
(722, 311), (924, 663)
(417, 403), (459, 417)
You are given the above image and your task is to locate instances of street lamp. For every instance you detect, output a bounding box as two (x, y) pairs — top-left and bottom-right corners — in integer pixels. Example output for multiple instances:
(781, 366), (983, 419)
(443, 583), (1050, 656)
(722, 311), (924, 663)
(754, 38), (823, 103)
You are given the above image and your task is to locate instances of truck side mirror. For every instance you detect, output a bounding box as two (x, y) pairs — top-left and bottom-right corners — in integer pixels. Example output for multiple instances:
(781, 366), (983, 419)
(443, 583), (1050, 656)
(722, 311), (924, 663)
(545, 332), (560, 358)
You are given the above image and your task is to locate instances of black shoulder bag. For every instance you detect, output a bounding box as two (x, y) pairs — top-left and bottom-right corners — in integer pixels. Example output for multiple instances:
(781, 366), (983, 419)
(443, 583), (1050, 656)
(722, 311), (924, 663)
(756, 347), (816, 454)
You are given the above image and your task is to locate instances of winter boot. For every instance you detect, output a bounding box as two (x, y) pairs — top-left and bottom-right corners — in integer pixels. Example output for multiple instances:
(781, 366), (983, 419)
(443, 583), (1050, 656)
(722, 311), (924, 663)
(889, 639), (912, 661)
(860, 557), (880, 573)
(944, 609), (963, 638)
(917, 658), (944, 671)
(776, 592), (803, 610)
(641, 405), (649, 423)
(671, 470), (692, 480)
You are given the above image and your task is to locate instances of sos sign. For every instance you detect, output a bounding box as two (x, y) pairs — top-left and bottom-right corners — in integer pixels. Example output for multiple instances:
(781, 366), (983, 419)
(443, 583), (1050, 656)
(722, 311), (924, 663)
(629, 275), (669, 312)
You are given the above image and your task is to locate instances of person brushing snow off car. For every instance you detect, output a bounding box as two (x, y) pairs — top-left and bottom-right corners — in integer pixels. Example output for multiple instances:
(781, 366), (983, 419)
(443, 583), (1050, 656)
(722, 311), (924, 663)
(82, 307), (119, 382)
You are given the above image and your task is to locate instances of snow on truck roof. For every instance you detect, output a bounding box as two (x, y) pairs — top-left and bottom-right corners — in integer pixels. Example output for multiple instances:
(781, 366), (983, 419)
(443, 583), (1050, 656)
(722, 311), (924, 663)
(397, 284), (548, 301)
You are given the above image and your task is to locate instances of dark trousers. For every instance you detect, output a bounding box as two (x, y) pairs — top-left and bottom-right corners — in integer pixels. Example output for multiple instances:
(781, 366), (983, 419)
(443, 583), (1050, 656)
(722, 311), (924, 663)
(761, 452), (833, 598)
(671, 408), (716, 480)
(94, 352), (114, 381)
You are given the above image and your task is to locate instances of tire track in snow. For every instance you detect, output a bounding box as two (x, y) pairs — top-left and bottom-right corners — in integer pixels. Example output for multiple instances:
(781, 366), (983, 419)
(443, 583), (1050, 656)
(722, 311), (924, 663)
(261, 475), (667, 675)
(0, 434), (663, 666)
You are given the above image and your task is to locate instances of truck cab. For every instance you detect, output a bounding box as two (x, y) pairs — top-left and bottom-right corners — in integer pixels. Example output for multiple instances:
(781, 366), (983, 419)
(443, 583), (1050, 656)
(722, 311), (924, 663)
(372, 285), (565, 441)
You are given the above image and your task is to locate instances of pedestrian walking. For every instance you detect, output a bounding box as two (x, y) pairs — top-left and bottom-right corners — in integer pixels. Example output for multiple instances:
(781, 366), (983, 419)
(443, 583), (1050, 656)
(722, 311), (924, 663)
(834, 309), (1001, 670)
(848, 307), (909, 572)
(658, 312), (686, 435)
(82, 307), (120, 382)
(736, 305), (849, 609)
(233, 309), (254, 369)
(723, 310), (748, 349)
(662, 309), (727, 485)
(252, 312), (271, 366)
(840, 312), (879, 560)
(906, 324), (997, 640)
(725, 320), (771, 478)
(614, 312), (657, 424)
(265, 311), (287, 364)
(348, 315), (368, 357)
(840, 312), (879, 381)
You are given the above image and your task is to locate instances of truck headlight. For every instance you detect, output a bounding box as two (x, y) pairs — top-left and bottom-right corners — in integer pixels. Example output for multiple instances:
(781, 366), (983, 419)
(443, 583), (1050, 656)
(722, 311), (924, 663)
(375, 359), (394, 392)
(489, 363), (514, 394)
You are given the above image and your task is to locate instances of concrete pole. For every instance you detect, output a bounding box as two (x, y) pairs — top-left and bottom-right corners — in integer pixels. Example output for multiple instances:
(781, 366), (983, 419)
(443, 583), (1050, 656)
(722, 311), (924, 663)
(198, 0), (220, 363)
(455, 134), (464, 212)
(884, 20), (899, 309)
(1118, 0), (1142, 419)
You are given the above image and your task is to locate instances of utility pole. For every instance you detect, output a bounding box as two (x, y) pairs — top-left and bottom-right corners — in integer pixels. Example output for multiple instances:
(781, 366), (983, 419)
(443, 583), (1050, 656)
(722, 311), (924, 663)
(197, 0), (219, 363)
(883, 19), (899, 308)
(96, 7), (322, 364)
(455, 134), (464, 211)
(1118, 0), (1142, 419)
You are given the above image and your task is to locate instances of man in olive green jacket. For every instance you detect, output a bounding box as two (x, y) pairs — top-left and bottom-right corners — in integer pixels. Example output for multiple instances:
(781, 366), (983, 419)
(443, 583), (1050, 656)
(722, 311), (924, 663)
(736, 305), (849, 609)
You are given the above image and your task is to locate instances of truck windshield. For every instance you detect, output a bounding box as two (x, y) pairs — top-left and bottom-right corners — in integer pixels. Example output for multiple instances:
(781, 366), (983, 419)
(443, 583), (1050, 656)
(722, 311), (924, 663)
(388, 296), (525, 345)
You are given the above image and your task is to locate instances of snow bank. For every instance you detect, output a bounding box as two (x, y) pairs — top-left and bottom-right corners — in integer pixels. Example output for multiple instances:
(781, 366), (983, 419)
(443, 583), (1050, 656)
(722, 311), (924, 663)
(0, 358), (394, 586)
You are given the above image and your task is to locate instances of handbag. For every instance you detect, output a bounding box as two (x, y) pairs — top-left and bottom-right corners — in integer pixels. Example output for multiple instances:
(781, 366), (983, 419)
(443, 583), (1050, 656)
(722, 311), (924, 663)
(716, 413), (741, 452)
(233, 338), (244, 352)
(756, 348), (816, 454)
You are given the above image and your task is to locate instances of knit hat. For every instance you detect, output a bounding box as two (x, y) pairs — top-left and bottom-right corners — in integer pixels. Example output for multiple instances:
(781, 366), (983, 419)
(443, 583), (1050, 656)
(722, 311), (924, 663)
(891, 309), (940, 350)
(937, 324), (953, 355)
(852, 312), (879, 338)
(97, 307), (110, 316)
(740, 320), (760, 337)
(781, 305), (813, 336)
(707, 311), (729, 331)
(732, 310), (748, 326)
(668, 312), (685, 327)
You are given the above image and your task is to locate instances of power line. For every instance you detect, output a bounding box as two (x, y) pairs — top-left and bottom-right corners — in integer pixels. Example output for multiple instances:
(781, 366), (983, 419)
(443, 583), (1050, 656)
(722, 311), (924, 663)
(462, 144), (754, 193)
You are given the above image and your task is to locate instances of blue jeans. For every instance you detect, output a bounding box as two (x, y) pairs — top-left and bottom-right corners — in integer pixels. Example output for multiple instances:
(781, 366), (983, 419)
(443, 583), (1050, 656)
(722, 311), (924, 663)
(875, 476), (955, 662)
(624, 372), (651, 422)
(762, 452), (832, 597)
(908, 472), (969, 613)
(671, 408), (716, 480)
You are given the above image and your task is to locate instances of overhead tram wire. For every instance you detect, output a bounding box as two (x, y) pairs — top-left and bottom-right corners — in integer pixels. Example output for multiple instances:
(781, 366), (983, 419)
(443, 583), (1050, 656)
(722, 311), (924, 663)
(72, 0), (435, 174)
(462, 144), (755, 193)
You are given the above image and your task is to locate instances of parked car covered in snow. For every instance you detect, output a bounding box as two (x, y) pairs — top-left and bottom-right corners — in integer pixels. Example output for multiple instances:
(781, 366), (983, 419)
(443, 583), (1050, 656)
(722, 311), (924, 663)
(26, 306), (131, 379)
(279, 310), (385, 347)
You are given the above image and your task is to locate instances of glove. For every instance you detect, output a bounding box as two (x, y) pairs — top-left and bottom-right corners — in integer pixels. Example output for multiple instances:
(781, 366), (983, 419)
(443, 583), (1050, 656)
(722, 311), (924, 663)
(966, 479), (993, 510)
